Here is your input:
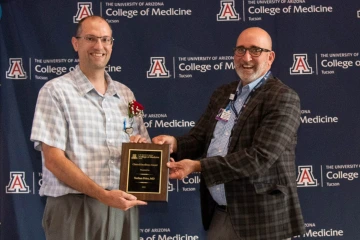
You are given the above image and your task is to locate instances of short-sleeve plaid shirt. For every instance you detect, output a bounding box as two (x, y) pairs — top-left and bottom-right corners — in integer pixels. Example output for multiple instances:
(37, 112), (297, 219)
(31, 65), (150, 197)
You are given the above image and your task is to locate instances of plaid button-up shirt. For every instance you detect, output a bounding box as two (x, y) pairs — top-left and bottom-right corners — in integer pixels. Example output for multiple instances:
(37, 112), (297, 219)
(31, 65), (150, 197)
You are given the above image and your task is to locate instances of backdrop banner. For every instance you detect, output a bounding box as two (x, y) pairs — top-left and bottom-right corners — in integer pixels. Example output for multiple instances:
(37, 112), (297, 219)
(1, 0), (360, 239)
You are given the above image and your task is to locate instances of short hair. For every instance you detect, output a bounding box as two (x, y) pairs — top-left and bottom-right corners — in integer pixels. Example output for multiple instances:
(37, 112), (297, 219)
(75, 15), (112, 36)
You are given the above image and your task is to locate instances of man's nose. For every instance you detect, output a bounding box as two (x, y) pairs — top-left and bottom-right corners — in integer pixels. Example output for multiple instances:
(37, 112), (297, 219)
(242, 50), (253, 61)
(93, 39), (104, 48)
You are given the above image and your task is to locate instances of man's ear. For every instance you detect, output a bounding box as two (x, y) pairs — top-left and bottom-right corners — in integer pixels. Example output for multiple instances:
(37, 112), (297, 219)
(71, 37), (78, 52)
(268, 51), (275, 65)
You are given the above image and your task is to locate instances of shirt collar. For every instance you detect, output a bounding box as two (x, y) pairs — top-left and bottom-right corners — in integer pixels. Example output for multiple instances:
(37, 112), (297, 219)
(73, 65), (120, 98)
(237, 71), (269, 93)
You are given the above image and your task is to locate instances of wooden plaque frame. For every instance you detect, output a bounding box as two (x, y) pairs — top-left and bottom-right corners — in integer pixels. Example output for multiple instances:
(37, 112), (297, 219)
(120, 143), (169, 201)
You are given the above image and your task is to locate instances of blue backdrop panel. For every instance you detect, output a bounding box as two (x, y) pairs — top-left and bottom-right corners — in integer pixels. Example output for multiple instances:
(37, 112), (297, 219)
(1, 0), (360, 239)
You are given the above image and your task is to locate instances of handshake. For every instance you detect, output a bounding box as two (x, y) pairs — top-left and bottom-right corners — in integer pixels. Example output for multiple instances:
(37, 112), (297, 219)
(129, 134), (201, 180)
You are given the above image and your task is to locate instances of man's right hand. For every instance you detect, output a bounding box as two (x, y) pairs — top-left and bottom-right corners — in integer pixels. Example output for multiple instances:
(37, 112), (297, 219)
(99, 190), (147, 211)
(152, 135), (177, 153)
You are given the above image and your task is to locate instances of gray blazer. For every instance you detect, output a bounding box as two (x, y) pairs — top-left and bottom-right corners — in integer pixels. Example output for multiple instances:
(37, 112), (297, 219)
(176, 75), (305, 240)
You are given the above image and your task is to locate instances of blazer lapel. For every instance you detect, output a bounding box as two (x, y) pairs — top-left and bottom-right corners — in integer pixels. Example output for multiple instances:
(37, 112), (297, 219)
(227, 77), (275, 153)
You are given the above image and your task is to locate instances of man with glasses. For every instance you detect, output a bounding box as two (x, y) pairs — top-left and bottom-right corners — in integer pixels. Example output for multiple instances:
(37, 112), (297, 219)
(153, 27), (305, 239)
(31, 16), (149, 240)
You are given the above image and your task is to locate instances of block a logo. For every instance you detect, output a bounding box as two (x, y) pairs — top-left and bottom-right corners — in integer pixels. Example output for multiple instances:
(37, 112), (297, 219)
(73, 2), (93, 23)
(6, 172), (31, 193)
(147, 57), (170, 78)
(6, 58), (27, 79)
(217, 0), (240, 21)
(296, 165), (318, 187)
(290, 54), (313, 75)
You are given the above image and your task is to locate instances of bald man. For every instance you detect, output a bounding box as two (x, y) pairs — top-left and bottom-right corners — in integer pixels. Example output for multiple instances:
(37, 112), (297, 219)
(153, 27), (305, 240)
(31, 16), (149, 240)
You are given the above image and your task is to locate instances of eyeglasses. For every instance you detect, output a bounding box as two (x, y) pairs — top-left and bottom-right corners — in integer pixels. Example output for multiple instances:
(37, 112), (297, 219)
(233, 47), (271, 57)
(75, 35), (114, 45)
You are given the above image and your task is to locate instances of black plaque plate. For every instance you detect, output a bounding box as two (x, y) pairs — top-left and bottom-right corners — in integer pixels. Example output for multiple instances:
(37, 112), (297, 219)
(120, 143), (169, 201)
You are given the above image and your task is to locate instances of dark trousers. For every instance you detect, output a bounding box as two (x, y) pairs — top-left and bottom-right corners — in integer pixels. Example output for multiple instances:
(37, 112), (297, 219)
(207, 206), (239, 240)
(207, 206), (291, 240)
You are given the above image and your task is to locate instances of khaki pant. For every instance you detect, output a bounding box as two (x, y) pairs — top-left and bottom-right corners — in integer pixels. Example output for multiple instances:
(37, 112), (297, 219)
(43, 194), (139, 240)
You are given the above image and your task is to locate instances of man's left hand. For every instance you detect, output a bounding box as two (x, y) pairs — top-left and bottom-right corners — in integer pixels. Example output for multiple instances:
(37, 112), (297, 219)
(167, 159), (201, 180)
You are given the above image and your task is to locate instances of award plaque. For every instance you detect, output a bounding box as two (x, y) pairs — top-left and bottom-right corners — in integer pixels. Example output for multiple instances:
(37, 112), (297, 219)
(120, 143), (170, 201)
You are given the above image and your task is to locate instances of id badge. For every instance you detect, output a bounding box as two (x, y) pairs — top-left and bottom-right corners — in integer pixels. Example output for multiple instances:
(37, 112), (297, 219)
(215, 108), (231, 122)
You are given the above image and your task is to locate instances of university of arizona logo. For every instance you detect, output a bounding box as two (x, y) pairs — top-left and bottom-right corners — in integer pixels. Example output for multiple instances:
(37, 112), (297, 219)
(296, 165), (318, 187)
(147, 57), (170, 78)
(73, 2), (93, 23)
(6, 58), (27, 80)
(290, 54), (313, 75)
(217, 0), (240, 21)
(6, 172), (31, 193)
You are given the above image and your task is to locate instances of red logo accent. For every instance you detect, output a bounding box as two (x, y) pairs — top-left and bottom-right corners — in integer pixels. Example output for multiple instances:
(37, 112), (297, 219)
(147, 57), (170, 78)
(296, 166), (318, 187)
(73, 2), (93, 23)
(6, 172), (30, 193)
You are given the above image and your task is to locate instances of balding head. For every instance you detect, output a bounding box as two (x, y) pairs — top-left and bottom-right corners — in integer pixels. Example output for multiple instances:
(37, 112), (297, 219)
(236, 27), (272, 50)
(75, 16), (112, 37)
(233, 27), (275, 85)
